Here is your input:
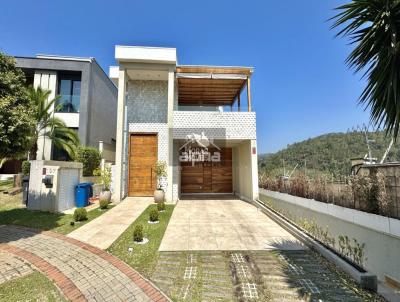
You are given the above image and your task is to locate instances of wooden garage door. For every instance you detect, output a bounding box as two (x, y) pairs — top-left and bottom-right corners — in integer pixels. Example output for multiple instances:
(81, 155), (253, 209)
(129, 134), (157, 196)
(181, 148), (232, 193)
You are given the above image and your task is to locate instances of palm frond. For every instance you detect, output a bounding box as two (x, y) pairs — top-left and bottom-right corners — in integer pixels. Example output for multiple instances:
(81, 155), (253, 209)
(45, 117), (80, 159)
(332, 0), (400, 138)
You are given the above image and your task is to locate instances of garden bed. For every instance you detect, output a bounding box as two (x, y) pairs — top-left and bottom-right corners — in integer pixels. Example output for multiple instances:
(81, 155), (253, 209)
(0, 193), (114, 234)
(107, 204), (174, 278)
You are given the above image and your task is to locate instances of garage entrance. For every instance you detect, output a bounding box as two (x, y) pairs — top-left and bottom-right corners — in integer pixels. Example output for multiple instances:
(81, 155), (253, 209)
(128, 134), (157, 196)
(181, 148), (232, 193)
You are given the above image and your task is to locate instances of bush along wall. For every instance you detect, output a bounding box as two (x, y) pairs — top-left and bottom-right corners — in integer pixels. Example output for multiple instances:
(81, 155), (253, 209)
(75, 146), (101, 176)
(259, 170), (392, 218)
(260, 196), (367, 270)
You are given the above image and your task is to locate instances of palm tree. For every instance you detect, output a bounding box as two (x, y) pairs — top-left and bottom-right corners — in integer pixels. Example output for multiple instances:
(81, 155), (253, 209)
(331, 0), (400, 137)
(27, 86), (80, 160)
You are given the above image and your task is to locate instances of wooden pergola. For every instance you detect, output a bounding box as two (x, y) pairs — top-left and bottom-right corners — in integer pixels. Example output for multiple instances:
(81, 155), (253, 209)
(176, 65), (253, 111)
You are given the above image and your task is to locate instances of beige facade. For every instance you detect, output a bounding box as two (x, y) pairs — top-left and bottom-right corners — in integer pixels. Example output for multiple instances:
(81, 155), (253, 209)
(110, 45), (259, 203)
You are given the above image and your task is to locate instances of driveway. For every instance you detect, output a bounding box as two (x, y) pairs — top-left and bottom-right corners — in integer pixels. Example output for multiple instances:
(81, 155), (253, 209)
(159, 197), (305, 251)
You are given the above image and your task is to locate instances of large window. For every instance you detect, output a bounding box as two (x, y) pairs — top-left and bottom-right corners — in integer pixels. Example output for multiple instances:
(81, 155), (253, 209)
(56, 73), (81, 113)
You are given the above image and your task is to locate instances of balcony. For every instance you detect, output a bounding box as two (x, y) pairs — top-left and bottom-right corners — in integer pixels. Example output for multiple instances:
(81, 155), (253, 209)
(172, 111), (256, 140)
(173, 65), (256, 140)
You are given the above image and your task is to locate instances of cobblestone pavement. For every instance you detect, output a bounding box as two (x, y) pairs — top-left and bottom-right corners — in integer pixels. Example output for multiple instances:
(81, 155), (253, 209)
(0, 250), (34, 284)
(0, 225), (170, 302)
(151, 250), (382, 302)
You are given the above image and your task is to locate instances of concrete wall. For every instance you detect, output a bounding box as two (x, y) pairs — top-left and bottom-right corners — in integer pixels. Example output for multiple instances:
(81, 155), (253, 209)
(260, 189), (400, 283)
(87, 61), (118, 147)
(233, 140), (258, 201)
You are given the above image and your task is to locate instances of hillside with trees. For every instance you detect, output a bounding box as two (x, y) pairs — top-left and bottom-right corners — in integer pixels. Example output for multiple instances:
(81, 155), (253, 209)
(259, 131), (399, 178)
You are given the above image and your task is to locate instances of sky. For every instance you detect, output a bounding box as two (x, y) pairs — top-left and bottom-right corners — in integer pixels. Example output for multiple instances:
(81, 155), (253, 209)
(0, 0), (371, 154)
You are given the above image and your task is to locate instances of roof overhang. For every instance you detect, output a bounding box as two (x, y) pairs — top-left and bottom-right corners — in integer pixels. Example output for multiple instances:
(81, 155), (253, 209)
(176, 65), (253, 106)
(115, 45), (177, 64)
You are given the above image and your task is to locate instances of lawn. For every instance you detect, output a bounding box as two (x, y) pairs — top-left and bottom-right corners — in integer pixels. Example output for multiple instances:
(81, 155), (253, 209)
(108, 204), (174, 278)
(0, 193), (114, 234)
(0, 271), (66, 302)
(0, 178), (13, 192)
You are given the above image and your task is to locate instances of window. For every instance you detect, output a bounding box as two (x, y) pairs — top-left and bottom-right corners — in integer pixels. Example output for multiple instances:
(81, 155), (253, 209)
(56, 73), (81, 113)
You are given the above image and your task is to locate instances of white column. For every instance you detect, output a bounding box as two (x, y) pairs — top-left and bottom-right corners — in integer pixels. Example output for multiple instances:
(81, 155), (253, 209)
(34, 71), (57, 160)
(113, 68), (127, 202)
(166, 68), (175, 203)
(250, 139), (259, 200)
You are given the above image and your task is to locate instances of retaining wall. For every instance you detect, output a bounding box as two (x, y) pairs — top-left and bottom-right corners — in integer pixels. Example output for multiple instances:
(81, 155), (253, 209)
(260, 189), (400, 283)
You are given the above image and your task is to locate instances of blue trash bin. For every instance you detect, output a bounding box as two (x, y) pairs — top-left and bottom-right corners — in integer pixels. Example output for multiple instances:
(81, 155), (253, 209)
(75, 183), (92, 208)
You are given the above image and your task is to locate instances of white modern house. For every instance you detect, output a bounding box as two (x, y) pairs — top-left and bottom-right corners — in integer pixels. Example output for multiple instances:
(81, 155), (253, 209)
(109, 45), (258, 203)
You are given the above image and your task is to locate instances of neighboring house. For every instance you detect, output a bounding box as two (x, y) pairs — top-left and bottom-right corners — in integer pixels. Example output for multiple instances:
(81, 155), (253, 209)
(109, 45), (258, 203)
(14, 55), (118, 162)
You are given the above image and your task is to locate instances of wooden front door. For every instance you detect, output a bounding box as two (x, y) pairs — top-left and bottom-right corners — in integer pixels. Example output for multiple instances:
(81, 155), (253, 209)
(181, 148), (232, 194)
(129, 134), (158, 196)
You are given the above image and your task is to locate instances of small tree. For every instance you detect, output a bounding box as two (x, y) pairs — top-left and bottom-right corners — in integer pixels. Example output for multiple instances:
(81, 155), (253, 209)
(27, 86), (79, 160)
(75, 146), (101, 176)
(133, 225), (144, 242)
(154, 161), (167, 191)
(0, 52), (35, 163)
(94, 166), (112, 191)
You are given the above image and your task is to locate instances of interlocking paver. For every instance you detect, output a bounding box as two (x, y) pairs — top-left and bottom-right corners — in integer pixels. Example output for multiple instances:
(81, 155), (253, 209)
(0, 250), (34, 284)
(0, 225), (170, 302)
(151, 251), (383, 302)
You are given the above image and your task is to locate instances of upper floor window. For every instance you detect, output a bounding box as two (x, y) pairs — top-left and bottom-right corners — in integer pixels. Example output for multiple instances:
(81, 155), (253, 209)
(56, 73), (81, 113)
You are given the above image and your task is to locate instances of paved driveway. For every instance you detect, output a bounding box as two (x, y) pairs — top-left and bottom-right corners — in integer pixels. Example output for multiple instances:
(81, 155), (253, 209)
(159, 197), (305, 251)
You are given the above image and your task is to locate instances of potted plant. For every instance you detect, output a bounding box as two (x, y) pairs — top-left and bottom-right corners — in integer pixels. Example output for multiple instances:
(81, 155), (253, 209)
(154, 161), (167, 203)
(94, 166), (112, 202)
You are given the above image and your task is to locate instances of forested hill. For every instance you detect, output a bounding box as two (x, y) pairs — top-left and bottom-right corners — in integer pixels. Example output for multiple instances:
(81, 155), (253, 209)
(259, 131), (400, 177)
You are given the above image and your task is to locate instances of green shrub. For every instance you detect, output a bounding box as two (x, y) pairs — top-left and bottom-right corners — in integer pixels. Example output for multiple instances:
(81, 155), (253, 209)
(157, 201), (166, 211)
(21, 161), (30, 176)
(93, 166), (112, 191)
(149, 209), (159, 222)
(99, 199), (109, 210)
(75, 146), (101, 176)
(73, 208), (88, 222)
(133, 224), (144, 242)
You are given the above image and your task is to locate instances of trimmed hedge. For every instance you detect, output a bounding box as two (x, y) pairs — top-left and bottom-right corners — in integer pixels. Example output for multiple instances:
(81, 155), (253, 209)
(133, 224), (144, 242)
(75, 146), (101, 176)
(99, 199), (109, 210)
(73, 208), (88, 222)
(21, 161), (30, 176)
(157, 202), (166, 211)
(149, 209), (159, 222)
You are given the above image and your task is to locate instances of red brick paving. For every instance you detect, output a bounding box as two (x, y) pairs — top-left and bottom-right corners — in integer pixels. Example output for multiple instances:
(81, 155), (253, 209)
(0, 243), (87, 302)
(0, 225), (171, 302)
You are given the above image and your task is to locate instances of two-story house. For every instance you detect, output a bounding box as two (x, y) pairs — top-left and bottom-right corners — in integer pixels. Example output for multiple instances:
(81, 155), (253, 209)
(109, 46), (258, 203)
(16, 55), (117, 161)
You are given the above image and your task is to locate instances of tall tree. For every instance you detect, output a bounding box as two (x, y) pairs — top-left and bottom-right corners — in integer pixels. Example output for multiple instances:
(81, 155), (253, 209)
(332, 1), (400, 137)
(0, 52), (35, 164)
(27, 87), (80, 160)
